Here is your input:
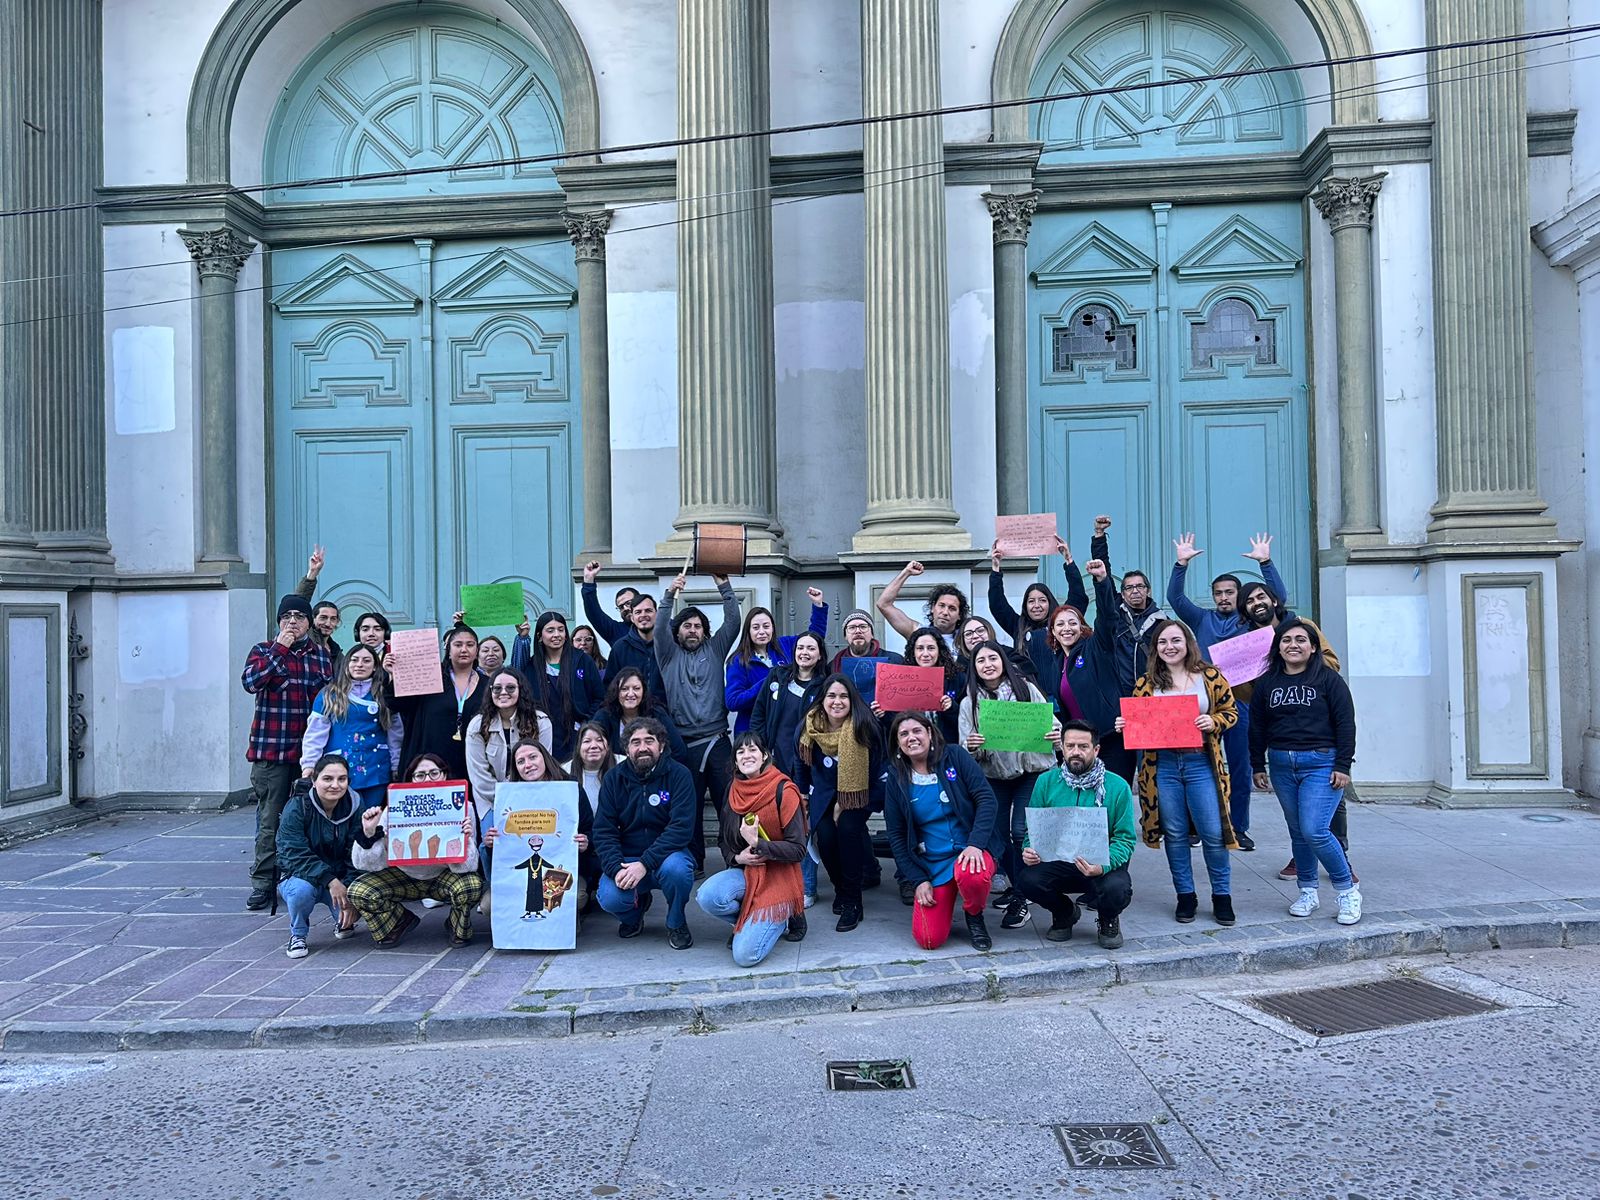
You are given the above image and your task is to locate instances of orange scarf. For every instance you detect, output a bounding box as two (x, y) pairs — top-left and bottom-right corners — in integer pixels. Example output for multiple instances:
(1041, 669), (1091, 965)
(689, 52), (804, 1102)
(727, 766), (806, 931)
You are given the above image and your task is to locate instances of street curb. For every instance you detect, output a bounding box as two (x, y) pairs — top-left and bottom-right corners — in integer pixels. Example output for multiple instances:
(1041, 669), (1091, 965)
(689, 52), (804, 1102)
(4, 909), (1596, 1054)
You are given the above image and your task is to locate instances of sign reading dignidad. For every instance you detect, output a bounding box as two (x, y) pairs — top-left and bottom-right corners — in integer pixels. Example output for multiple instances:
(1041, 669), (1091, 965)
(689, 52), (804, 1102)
(491, 781), (581, 951)
(874, 664), (946, 712)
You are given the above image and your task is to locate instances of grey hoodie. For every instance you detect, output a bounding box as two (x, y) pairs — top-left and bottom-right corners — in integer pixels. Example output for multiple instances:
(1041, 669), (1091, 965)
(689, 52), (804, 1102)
(655, 581), (742, 743)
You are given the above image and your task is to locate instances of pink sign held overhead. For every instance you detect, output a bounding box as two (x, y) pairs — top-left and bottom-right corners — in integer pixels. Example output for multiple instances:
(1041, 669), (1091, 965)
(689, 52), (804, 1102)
(1208, 626), (1275, 686)
(995, 513), (1060, 558)
(388, 627), (444, 697)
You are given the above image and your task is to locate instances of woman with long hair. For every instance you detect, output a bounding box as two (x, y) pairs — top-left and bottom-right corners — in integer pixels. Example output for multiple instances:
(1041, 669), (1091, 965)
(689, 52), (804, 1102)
(390, 624), (487, 779)
(482, 741), (590, 915)
(1040, 603), (1117, 738)
(464, 667), (554, 828)
(797, 674), (885, 933)
(572, 625), (607, 673)
(299, 643), (402, 808)
(987, 535), (1087, 682)
(724, 589), (828, 733)
(566, 719), (618, 907)
(597, 666), (690, 763)
(899, 625), (964, 747)
(1115, 618), (1240, 926)
(275, 753), (360, 960)
(511, 612), (603, 761)
(749, 630), (829, 907)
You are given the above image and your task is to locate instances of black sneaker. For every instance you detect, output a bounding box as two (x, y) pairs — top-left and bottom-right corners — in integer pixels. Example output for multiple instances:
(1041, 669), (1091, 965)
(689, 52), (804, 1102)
(1213, 895), (1236, 926)
(1000, 893), (1030, 930)
(618, 919), (644, 939)
(1044, 897), (1081, 942)
(965, 911), (992, 952)
(831, 897), (845, 915)
(667, 925), (693, 950)
(1234, 831), (1256, 851)
(783, 914), (807, 942)
(1188, 833), (1200, 847)
(1096, 916), (1124, 950)
(1175, 892), (1199, 923)
(898, 880), (916, 906)
(245, 890), (271, 912)
(990, 887), (1014, 911)
(835, 904), (862, 933)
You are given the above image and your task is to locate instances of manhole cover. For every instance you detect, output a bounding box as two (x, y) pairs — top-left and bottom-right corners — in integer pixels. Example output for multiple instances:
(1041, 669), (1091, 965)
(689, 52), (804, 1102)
(826, 1060), (914, 1091)
(1051, 1124), (1174, 1169)
(1251, 977), (1501, 1037)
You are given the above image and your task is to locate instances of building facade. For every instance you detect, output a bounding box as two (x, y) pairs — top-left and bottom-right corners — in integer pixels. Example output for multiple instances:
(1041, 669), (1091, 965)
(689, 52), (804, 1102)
(1, 0), (1598, 826)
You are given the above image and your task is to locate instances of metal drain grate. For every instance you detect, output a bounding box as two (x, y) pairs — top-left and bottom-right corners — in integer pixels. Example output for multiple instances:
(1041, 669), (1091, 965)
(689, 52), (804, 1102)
(1251, 977), (1501, 1036)
(826, 1060), (915, 1090)
(1051, 1124), (1174, 1170)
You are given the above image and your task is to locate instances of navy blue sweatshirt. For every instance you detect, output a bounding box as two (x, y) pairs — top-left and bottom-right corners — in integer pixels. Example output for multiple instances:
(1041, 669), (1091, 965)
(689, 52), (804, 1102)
(582, 582), (665, 700)
(1248, 660), (1357, 774)
(882, 745), (1005, 885)
(591, 755), (698, 877)
(749, 664), (828, 781)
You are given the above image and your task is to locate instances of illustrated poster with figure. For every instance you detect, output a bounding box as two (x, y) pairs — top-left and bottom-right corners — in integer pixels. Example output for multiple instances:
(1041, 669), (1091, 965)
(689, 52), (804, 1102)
(491, 781), (581, 951)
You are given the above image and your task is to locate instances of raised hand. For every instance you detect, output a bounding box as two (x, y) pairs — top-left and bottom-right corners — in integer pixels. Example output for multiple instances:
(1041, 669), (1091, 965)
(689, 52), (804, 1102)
(1173, 532), (1203, 566)
(306, 545), (325, 580)
(670, 574), (688, 594)
(1244, 533), (1273, 563)
(806, 586), (825, 606)
(1086, 559), (1108, 583)
(904, 561), (926, 577)
(583, 560), (601, 584)
(1093, 515), (1112, 536)
(1055, 535), (1073, 564)
(989, 540), (1003, 572)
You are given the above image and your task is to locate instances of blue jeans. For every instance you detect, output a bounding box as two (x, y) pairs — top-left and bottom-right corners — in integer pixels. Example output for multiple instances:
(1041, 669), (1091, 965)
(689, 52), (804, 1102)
(1155, 751), (1230, 896)
(802, 852), (817, 899)
(597, 850), (695, 930)
(695, 868), (788, 967)
(1268, 748), (1354, 891)
(278, 875), (335, 940)
(1222, 712), (1251, 833)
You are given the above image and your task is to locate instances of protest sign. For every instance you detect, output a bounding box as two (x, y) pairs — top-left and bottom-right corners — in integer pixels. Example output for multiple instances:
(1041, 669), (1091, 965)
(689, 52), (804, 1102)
(995, 513), (1060, 558)
(459, 582), (525, 627)
(387, 627), (443, 697)
(383, 780), (472, 866)
(841, 655), (893, 706)
(491, 781), (581, 951)
(1025, 805), (1111, 867)
(875, 664), (946, 712)
(1208, 626), (1274, 686)
(1120, 695), (1203, 749)
(977, 699), (1055, 753)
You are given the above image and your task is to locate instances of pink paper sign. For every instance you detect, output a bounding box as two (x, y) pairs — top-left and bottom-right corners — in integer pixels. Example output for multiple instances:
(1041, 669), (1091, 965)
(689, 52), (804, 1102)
(875, 664), (947, 712)
(1120, 695), (1203, 750)
(1208, 626), (1275, 686)
(995, 513), (1059, 558)
(388, 627), (444, 697)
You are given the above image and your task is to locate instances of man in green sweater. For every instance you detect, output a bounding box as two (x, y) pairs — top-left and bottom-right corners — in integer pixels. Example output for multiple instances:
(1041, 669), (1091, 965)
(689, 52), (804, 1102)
(1019, 721), (1135, 949)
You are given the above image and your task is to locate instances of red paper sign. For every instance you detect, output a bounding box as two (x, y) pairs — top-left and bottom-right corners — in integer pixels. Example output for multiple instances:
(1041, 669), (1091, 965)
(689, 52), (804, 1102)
(874, 664), (947, 712)
(995, 513), (1059, 558)
(1120, 695), (1203, 750)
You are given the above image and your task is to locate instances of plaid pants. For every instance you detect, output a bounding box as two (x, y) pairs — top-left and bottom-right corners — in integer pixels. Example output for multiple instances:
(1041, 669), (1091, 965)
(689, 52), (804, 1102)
(348, 867), (483, 943)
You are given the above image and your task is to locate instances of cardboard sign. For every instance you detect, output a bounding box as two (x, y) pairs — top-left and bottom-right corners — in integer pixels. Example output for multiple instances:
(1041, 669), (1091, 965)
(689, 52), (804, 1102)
(460, 582), (525, 628)
(1208, 626), (1274, 686)
(491, 781), (581, 951)
(388, 627), (443, 697)
(875, 664), (946, 712)
(384, 780), (472, 866)
(1026, 805), (1111, 867)
(841, 655), (894, 706)
(995, 513), (1059, 558)
(977, 699), (1055, 753)
(1120, 695), (1203, 749)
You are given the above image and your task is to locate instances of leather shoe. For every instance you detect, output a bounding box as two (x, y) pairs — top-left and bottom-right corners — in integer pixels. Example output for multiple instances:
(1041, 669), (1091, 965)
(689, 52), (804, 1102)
(835, 904), (862, 933)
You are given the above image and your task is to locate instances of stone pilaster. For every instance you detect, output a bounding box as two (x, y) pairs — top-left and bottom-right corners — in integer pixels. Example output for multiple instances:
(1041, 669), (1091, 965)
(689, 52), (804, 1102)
(855, 0), (968, 551)
(1312, 172), (1385, 542)
(985, 190), (1040, 521)
(1425, 0), (1553, 541)
(564, 209), (615, 561)
(179, 226), (255, 566)
(667, 0), (782, 552)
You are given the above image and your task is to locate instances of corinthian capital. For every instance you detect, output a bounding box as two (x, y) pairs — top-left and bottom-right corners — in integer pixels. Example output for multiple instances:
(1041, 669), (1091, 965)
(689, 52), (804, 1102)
(563, 209), (613, 262)
(983, 190), (1041, 246)
(178, 227), (257, 282)
(1312, 173), (1386, 233)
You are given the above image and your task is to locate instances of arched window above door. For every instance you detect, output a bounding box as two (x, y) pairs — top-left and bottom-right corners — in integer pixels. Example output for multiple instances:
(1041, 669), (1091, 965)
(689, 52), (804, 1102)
(1190, 296), (1276, 368)
(1054, 303), (1139, 372)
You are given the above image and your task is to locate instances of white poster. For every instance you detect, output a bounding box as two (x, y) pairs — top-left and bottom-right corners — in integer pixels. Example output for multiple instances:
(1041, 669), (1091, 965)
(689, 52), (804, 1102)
(1026, 806), (1111, 867)
(491, 781), (581, 951)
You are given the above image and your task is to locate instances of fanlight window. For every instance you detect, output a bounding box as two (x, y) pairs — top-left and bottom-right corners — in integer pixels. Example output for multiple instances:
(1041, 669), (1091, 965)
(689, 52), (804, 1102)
(1054, 304), (1138, 372)
(1191, 297), (1275, 367)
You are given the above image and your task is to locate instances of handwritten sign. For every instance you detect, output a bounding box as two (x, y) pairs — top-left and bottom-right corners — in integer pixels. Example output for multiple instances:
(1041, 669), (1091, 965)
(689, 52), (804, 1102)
(841, 655), (894, 706)
(875, 664), (946, 712)
(388, 627), (443, 697)
(1208, 626), (1274, 686)
(460, 582), (525, 628)
(1120, 695), (1203, 749)
(491, 781), (581, 951)
(977, 699), (1055, 753)
(1025, 805), (1110, 867)
(384, 780), (471, 866)
(995, 513), (1059, 558)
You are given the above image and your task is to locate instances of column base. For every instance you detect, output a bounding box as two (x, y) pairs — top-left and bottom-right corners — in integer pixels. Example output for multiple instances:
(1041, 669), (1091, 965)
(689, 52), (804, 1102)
(1426, 496), (1558, 545)
(1419, 783), (1579, 809)
(1581, 728), (1600, 802)
(851, 506), (971, 554)
(31, 532), (114, 567)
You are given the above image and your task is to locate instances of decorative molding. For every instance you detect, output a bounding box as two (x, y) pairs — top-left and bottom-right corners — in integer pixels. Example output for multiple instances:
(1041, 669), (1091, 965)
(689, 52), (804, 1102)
(431, 246), (575, 310)
(178, 226), (256, 282)
(1171, 214), (1301, 279)
(1460, 572), (1547, 780)
(983, 190), (1041, 246)
(562, 208), (611, 261)
(66, 610), (88, 769)
(271, 252), (421, 315)
(1312, 172), (1386, 233)
(1534, 186), (1600, 282)
(1033, 221), (1158, 286)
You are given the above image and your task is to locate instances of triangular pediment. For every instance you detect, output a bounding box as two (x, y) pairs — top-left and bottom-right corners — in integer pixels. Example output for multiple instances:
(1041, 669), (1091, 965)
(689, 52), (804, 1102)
(1034, 221), (1159, 286)
(433, 247), (575, 310)
(1172, 215), (1301, 278)
(272, 253), (421, 316)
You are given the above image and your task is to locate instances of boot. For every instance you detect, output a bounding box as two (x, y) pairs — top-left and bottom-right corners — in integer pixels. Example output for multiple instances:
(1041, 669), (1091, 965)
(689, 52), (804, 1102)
(1096, 915), (1124, 950)
(965, 910), (993, 952)
(1175, 892), (1198, 923)
(835, 904), (862, 933)
(783, 913), (807, 942)
(1212, 894), (1236, 926)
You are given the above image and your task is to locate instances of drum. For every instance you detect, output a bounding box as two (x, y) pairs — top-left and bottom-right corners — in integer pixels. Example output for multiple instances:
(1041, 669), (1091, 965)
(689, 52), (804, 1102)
(691, 522), (747, 576)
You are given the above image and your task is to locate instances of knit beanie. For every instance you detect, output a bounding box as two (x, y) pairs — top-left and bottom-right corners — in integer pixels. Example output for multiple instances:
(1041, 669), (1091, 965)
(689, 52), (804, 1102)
(277, 594), (313, 622)
(842, 608), (873, 632)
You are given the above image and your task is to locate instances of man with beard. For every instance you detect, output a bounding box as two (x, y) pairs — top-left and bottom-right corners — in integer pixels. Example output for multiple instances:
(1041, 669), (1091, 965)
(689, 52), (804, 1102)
(591, 719), (698, 947)
(829, 609), (885, 674)
(1017, 721), (1135, 949)
(876, 561), (971, 653)
(582, 561), (665, 699)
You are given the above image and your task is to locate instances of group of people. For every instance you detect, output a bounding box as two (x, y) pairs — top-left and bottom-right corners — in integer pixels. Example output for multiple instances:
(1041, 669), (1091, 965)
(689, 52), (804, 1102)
(241, 517), (1361, 965)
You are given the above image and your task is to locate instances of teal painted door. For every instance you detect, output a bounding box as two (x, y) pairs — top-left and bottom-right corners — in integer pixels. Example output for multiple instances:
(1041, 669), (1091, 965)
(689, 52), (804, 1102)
(271, 240), (579, 632)
(1028, 201), (1309, 609)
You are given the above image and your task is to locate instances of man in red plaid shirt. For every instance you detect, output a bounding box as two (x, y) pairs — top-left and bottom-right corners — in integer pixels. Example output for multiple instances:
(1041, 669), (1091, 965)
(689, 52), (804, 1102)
(242, 594), (335, 909)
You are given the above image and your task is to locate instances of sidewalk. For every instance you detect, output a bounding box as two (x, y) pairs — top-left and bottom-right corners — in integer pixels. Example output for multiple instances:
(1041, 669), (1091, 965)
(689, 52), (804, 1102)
(2, 801), (1598, 1051)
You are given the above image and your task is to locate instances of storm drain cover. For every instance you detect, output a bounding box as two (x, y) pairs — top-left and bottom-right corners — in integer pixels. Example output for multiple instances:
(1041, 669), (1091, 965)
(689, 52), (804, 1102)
(1051, 1124), (1174, 1169)
(1251, 977), (1501, 1037)
(826, 1060), (915, 1090)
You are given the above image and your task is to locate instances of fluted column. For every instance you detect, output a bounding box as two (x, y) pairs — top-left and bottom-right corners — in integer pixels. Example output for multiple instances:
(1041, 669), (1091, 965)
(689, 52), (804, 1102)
(1425, 0), (1553, 540)
(179, 226), (255, 565)
(1313, 172), (1385, 540)
(565, 209), (614, 560)
(854, 0), (968, 550)
(669, 0), (781, 550)
(985, 190), (1040, 520)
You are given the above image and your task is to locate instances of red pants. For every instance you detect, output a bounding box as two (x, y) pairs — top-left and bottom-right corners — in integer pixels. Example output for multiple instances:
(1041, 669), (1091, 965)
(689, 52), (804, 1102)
(911, 851), (995, 950)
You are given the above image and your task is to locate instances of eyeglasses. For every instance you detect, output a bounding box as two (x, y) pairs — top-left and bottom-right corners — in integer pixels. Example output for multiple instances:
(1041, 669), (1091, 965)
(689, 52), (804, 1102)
(411, 769), (446, 781)
(490, 684), (518, 695)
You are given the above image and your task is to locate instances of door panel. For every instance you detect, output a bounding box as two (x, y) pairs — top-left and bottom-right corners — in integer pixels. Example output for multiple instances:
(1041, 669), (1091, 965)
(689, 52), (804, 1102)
(1039, 407), (1156, 599)
(451, 427), (572, 619)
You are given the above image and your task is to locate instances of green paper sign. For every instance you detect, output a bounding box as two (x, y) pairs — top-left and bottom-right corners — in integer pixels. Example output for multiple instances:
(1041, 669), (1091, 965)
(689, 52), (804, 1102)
(460, 582), (526, 628)
(977, 699), (1055, 754)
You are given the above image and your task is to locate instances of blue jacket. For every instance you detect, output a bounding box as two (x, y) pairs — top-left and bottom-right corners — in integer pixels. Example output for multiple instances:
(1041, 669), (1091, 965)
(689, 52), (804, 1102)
(724, 603), (828, 732)
(988, 566), (1089, 683)
(1166, 559), (1290, 656)
(582, 582), (665, 700)
(508, 645), (605, 760)
(882, 746), (1005, 886)
(749, 664), (828, 780)
(590, 755), (698, 878)
(275, 788), (360, 889)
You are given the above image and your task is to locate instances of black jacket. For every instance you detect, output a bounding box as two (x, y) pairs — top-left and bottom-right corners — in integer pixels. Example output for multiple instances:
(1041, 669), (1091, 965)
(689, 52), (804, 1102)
(882, 745), (1005, 886)
(749, 664), (828, 780)
(394, 666), (489, 779)
(591, 756), (698, 878)
(1090, 533), (1164, 696)
(582, 583), (665, 700)
(275, 788), (360, 888)
(988, 565), (1089, 683)
(1249, 658), (1357, 774)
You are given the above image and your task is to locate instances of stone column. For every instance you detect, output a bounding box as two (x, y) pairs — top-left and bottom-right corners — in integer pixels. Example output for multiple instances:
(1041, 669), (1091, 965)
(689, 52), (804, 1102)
(1312, 172), (1385, 541)
(1425, 0), (1553, 540)
(985, 190), (1040, 520)
(669, 0), (781, 551)
(854, 0), (968, 551)
(565, 209), (614, 561)
(179, 226), (255, 565)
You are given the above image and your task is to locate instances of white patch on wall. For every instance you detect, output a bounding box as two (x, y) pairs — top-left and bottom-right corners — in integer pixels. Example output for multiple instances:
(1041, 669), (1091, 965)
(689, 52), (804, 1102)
(774, 300), (865, 377)
(6, 615), (51, 791)
(118, 594), (191, 683)
(1346, 594), (1430, 677)
(111, 326), (176, 434)
(948, 289), (993, 378)
(607, 291), (677, 452)
(1472, 586), (1533, 767)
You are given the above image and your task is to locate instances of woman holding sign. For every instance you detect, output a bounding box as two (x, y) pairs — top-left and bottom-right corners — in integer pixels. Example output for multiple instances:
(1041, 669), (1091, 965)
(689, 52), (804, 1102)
(797, 675), (886, 933)
(957, 641), (1059, 931)
(1115, 619), (1240, 926)
(901, 627), (963, 747)
(391, 625), (488, 780)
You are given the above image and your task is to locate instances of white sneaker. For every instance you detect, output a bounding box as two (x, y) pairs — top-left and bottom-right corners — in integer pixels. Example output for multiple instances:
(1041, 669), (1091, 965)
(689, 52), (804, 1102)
(420, 898), (443, 908)
(803, 893), (817, 910)
(1288, 888), (1320, 917)
(1336, 887), (1362, 925)
(285, 935), (309, 960)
